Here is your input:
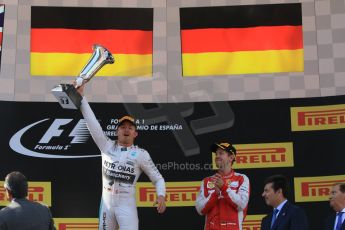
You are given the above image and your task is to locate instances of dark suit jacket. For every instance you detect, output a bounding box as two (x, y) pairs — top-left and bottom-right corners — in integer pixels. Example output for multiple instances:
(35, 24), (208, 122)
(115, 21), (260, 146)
(261, 201), (309, 230)
(0, 198), (55, 230)
(324, 212), (345, 230)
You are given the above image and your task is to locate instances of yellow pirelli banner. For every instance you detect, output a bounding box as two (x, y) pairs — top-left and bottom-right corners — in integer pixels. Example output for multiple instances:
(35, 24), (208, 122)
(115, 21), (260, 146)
(0, 181), (51, 206)
(136, 181), (200, 207)
(54, 218), (98, 230)
(212, 142), (294, 169)
(294, 175), (345, 202)
(291, 104), (345, 131)
(242, 214), (265, 230)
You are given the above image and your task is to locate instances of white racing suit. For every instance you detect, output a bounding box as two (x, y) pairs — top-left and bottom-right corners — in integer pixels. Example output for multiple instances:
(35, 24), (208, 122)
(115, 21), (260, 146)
(80, 98), (166, 230)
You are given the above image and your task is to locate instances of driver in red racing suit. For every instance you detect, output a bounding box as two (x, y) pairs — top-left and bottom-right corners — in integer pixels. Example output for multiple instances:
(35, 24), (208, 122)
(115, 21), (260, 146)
(195, 141), (250, 230)
(77, 84), (166, 230)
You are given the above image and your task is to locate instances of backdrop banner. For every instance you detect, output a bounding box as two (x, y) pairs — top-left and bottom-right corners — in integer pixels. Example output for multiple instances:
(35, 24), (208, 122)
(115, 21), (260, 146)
(1, 95), (345, 230)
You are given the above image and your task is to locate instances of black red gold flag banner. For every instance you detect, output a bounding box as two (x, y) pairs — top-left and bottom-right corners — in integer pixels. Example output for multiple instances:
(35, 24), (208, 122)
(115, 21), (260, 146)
(31, 6), (153, 77)
(180, 3), (304, 76)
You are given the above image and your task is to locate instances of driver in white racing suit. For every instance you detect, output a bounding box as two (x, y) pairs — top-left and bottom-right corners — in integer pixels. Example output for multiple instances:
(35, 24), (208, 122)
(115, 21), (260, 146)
(77, 84), (166, 230)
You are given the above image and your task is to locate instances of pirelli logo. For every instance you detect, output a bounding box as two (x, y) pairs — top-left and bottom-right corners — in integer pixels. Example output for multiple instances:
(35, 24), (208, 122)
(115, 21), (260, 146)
(0, 181), (51, 206)
(136, 181), (200, 207)
(242, 215), (265, 230)
(54, 218), (98, 230)
(212, 143), (294, 169)
(294, 175), (345, 202)
(291, 104), (345, 131)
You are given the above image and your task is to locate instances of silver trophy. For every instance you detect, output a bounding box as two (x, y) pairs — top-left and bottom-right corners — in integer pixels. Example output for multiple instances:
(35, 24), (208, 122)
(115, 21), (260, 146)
(51, 44), (114, 109)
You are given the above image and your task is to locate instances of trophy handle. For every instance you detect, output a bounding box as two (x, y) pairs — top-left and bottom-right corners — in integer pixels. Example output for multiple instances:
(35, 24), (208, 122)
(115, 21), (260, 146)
(75, 44), (115, 87)
(52, 44), (115, 109)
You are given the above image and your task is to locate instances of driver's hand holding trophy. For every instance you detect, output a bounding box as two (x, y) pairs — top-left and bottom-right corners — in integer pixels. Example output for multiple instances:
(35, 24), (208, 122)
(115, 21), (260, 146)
(51, 44), (114, 109)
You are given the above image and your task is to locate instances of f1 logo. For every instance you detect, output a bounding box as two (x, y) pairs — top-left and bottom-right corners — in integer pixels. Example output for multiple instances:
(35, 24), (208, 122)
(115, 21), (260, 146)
(39, 119), (90, 144)
(59, 96), (69, 105)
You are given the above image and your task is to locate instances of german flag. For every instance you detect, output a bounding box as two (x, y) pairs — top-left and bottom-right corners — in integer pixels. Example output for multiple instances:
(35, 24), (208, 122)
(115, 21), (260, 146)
(180, 3), (303, 76)
(31, 6), (153, 77)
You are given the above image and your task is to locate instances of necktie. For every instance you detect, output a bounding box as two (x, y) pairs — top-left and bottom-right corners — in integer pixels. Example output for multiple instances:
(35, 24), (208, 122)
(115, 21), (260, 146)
(270, 208), (279, 229)
(336, 212), (344, 230)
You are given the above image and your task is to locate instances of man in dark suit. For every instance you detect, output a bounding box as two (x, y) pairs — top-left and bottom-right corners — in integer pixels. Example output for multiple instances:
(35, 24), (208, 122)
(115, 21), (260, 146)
(324, 183), (345, 230)
(261, 174), (308, 230)
(0, 171), (55, 230)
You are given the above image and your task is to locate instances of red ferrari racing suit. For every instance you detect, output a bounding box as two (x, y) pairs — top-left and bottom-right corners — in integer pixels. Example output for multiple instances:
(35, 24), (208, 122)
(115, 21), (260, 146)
(195, 170), (250, 230)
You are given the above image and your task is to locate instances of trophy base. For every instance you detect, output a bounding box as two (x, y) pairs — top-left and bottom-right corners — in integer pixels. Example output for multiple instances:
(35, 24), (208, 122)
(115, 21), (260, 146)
(51, 84), (82, 110)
